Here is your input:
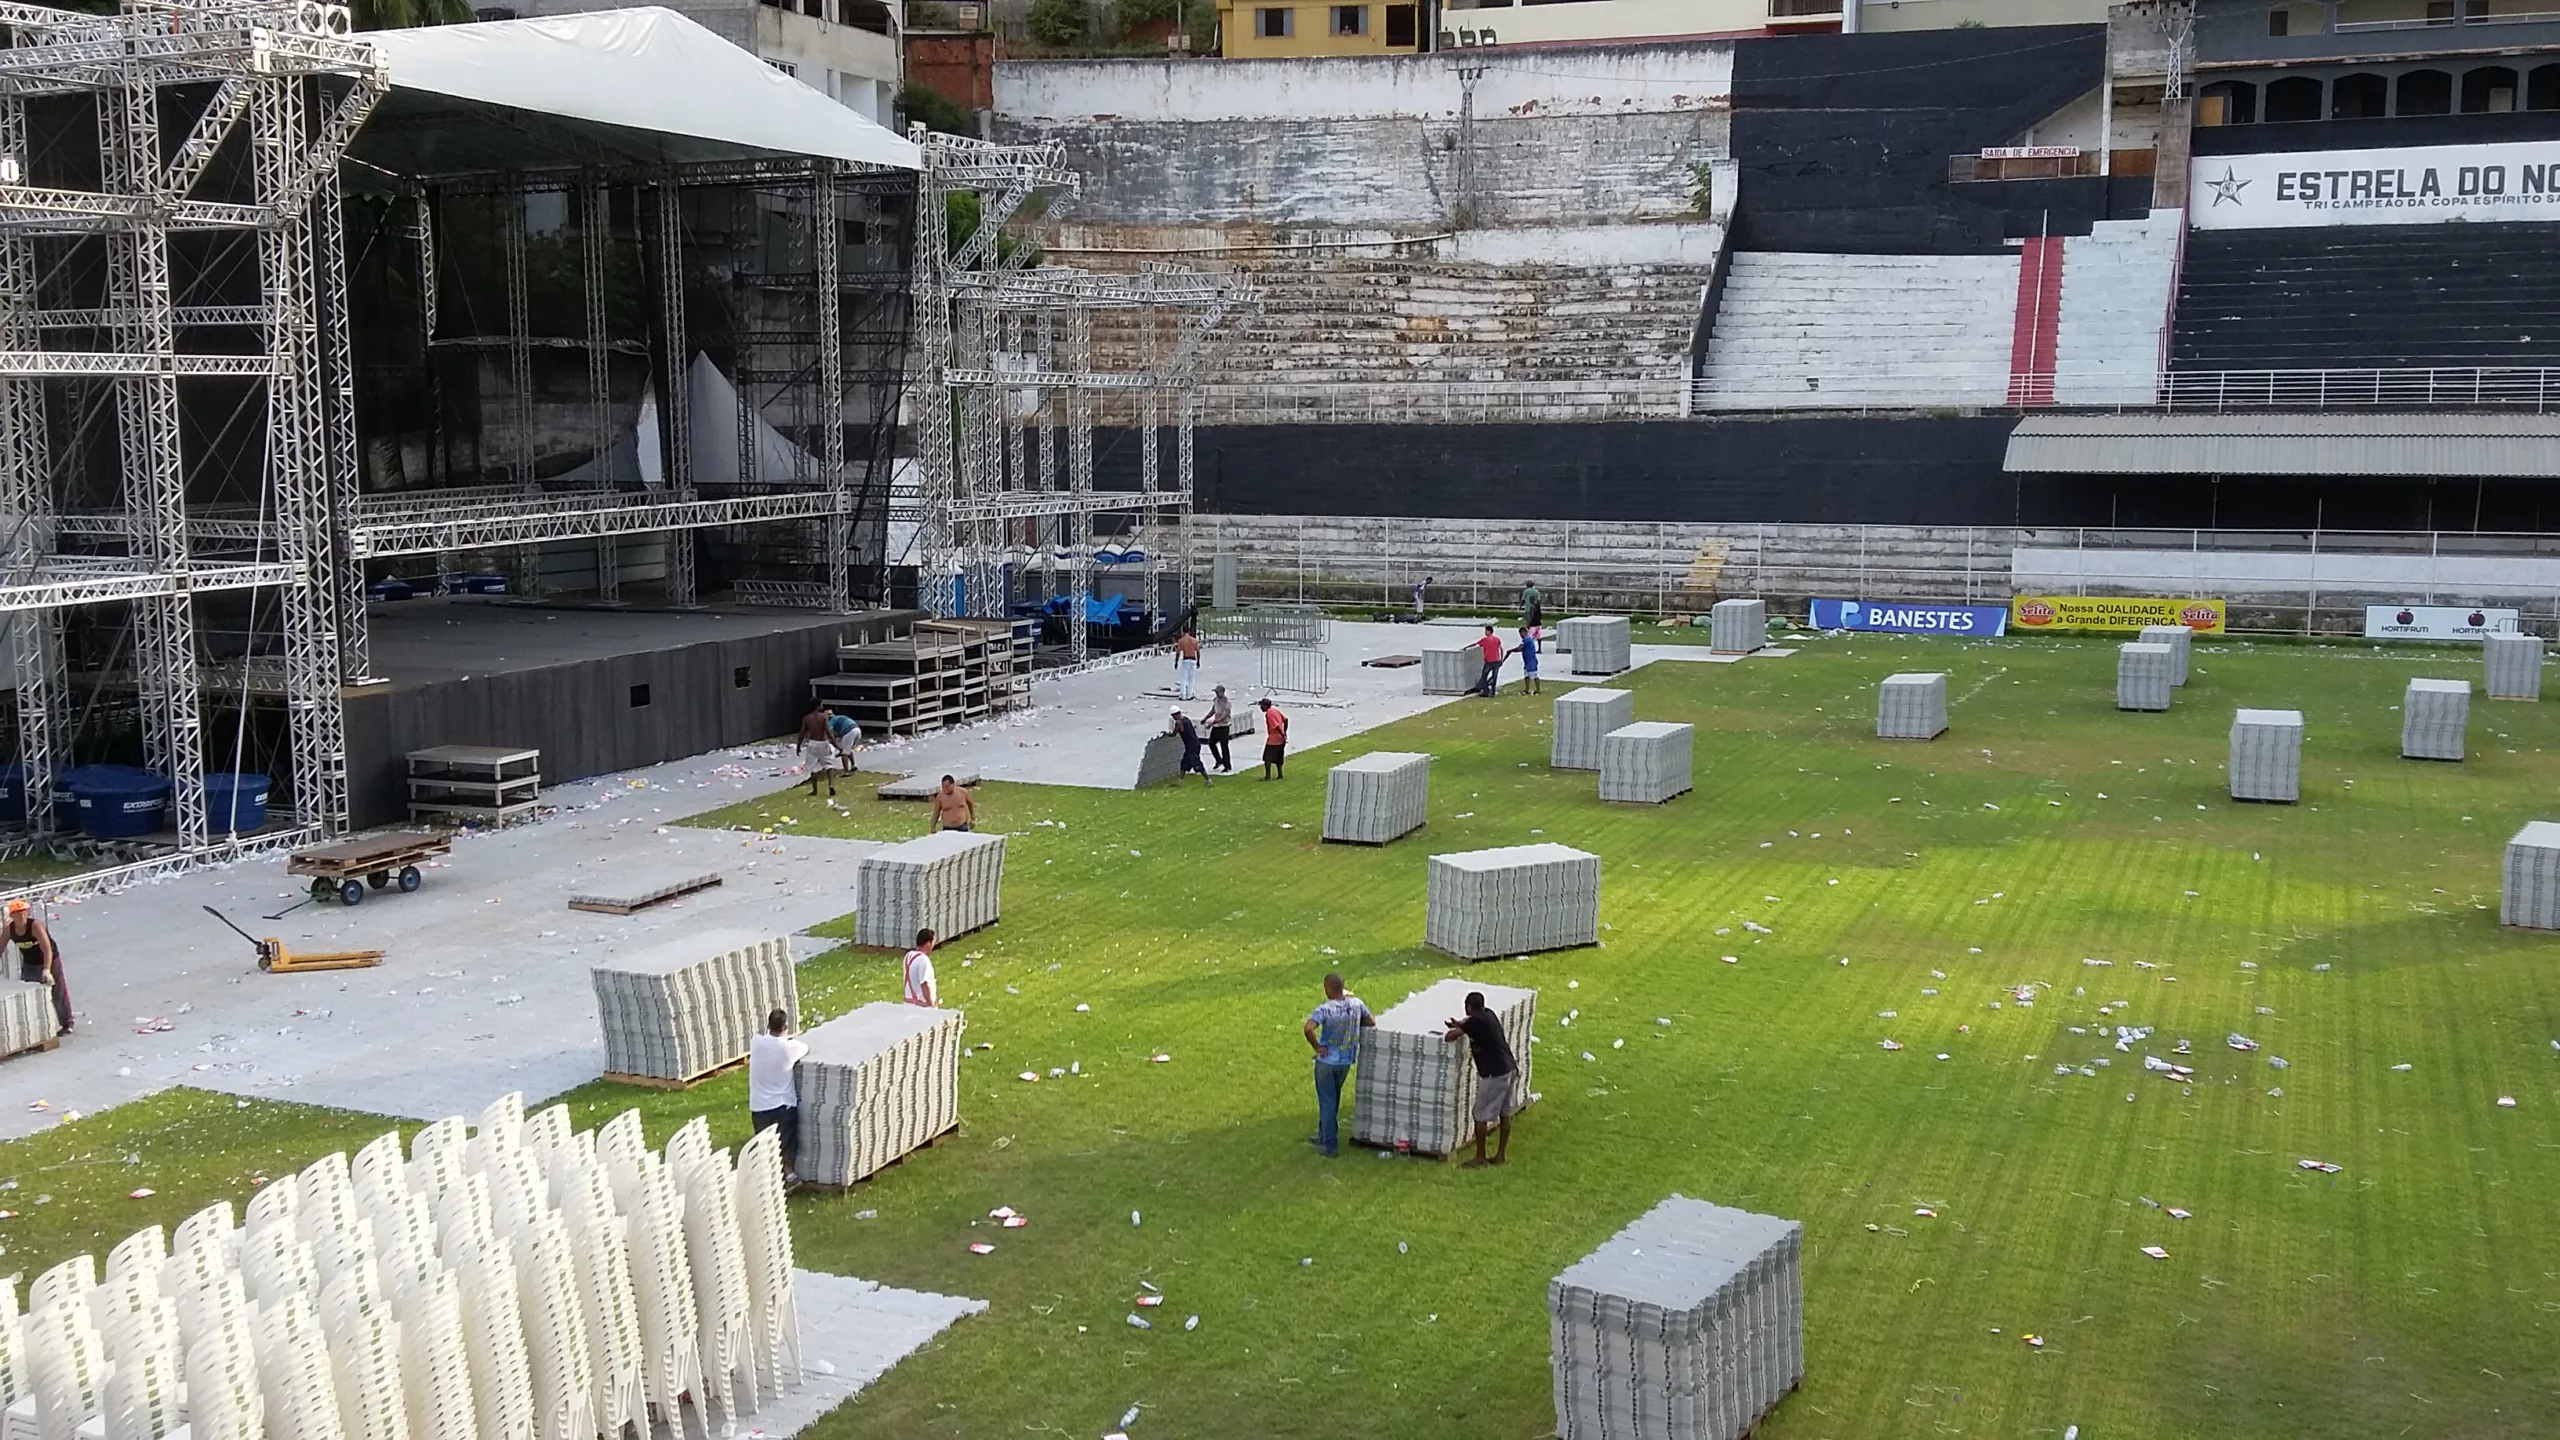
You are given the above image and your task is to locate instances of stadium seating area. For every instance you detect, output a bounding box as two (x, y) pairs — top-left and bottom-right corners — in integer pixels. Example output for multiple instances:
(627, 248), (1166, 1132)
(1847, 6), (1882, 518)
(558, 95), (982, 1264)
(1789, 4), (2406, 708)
(2172, 222), (2560, 372)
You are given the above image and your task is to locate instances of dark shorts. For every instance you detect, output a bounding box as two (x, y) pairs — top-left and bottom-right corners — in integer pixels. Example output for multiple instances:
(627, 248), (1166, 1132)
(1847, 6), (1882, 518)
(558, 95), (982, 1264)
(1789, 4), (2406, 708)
(1263, 743), (1286, 764)
(940, 822), (973, 832)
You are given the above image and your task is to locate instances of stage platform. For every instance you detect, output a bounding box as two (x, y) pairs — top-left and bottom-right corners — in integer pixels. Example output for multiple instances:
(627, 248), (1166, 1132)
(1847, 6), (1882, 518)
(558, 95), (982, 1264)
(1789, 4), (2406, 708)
(345, 599), (920, 828)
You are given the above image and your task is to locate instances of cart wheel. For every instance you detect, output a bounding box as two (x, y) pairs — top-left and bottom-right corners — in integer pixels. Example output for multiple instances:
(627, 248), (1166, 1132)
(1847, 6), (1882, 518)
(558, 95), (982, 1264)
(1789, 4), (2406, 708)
(340, 880), (366, 907)
(368, 871), (390, 890)
(398, 866), (422, 893)
(309, 878), (333, 900)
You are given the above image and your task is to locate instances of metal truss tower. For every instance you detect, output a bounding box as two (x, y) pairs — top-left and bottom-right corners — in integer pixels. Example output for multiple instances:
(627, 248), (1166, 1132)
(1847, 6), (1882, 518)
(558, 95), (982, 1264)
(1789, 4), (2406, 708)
(909, 130), (1249, 664)
(0, 0), (383, 890)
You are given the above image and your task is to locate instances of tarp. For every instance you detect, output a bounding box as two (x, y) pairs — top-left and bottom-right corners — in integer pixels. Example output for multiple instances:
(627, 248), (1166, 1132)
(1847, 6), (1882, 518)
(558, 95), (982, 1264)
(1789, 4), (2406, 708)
(365, 9), (918, 173)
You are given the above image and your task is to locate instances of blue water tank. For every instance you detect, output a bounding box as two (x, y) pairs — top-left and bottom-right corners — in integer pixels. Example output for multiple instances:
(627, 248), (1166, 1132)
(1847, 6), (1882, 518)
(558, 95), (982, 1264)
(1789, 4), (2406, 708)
(204, 772), (272, 834)
(71, 768), (171, 839)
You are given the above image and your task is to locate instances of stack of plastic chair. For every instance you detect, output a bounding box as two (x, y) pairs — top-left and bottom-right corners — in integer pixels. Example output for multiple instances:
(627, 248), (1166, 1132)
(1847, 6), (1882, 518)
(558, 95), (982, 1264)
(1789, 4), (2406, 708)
(595, 1112), (647, 1186)
(679, 1148), (757, 1424)
(550, 1163), (644, 1440)
(392, 1267), (477, 1440)
(451, 1255), (535, 1440)
(26, 1259), (92, 1321)
(311, 1225), (379, 1289)
(409, 1117), (468, 1167)
(434, 1176), (498, 1267)
(182, 1303), (265, 1440)
(322, 1300), (409, 1440)
(733, 1126), (800, 1398)
(663, 1116), (712, 1182)
(370, 1191), (441, 1285)
(483, 1149), (554, 1246)
(243, 1172), (301, 1237)
(618, 1159), (702, 1434)
(171, 1273), (249, 1359)
(96, 1340), (182, 1440)
(299, 1153), (364, 1248)
(171, 1202), (238, 1272)
(318, 1257), (388, 1333)
(0, 1278), (25, 1424)
(21, 1302), (107, 1440)
(255, 1294), (348, 1440)
(520, 1106), (572, 1158)
(240, 1225), (318, 1313)
(407, 1143), (468, 1203)
(350, 1132), (405, 1199)
(508, 1213), (594, 1440)
(99, 1230), (162, 1292)
(88, 1275), (177, 1386)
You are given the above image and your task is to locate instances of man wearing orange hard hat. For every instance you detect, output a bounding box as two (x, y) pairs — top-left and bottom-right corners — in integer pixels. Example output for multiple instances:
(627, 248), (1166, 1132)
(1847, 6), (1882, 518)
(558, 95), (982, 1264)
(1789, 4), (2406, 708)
(3, 900), (69, 1034)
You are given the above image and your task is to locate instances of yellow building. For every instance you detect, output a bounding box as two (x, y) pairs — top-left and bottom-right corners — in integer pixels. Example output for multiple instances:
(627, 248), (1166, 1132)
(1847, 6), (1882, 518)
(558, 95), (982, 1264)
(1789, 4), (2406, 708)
(1216, 0), (1424, 57)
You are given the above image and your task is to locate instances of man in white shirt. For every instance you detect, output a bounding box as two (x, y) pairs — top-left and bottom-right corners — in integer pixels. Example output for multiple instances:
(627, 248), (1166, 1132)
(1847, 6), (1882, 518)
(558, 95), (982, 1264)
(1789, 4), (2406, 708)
(747, 1007), (809, 1181)
(903, 928), (939, 1007)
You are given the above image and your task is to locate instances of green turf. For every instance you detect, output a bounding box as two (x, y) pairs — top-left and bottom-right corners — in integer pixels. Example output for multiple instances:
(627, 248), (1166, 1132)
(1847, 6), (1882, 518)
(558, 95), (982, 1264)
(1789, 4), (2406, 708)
(7, 633), (2558, 1439)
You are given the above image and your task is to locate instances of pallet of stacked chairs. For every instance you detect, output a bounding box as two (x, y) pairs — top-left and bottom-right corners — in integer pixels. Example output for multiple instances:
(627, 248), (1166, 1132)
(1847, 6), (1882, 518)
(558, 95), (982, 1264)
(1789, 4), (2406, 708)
(590, 929), (798, 1086)
(2484, 630), (2543, 701)
(0, 978), (58, 1060)
(2137, 624), (2192, 686)
(1875, 672), (1947, 740)
(2228, 708), (2303, 803)
(1323, 752), (1430, 845)
(1562, 616), (1633, 675)
(793, 1001), (967, 1186)
(1552, 688), (1634, 771)
(1598, 722), (1693, 804)
(1426, 844), (1601, 961)
(2501, 820), (2560, 930)
(852, 830), (1006, 948)
(1707, 599), (1766, 656)
(1550, 1194), (1804, 1440)
(1422, 644), (1479, 695)
(2116, 642), (2173, 712)
(1350, 978), (1536, 1157)
(0, 1088), (803, 1440)
(2401, 678), (2470, 760)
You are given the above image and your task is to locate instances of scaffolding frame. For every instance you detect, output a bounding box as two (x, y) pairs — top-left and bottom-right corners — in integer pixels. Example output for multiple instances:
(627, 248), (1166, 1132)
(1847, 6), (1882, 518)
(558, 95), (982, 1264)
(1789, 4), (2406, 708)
(908, 129), (1249, 663)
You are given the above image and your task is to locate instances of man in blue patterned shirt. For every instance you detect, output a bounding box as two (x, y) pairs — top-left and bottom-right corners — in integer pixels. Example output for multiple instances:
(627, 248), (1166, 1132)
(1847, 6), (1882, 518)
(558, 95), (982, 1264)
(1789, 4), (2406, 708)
(1302, 972), (1374, 1158)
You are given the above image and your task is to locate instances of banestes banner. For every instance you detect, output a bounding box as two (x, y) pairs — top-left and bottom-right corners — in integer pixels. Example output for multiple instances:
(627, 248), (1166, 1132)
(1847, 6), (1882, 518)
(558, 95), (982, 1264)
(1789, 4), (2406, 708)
(2010, 596), (2227, 634)
(1808, 599), (2008, 637)
(2192, 140), (2560, 229)
(2363, 605), (2520, 642)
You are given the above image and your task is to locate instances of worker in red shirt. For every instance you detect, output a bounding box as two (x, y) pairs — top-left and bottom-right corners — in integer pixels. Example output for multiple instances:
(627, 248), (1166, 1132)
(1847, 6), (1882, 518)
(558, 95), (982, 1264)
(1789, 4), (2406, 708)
(1474, 623), (1505, 698)
(1256, 697), (1289, 780)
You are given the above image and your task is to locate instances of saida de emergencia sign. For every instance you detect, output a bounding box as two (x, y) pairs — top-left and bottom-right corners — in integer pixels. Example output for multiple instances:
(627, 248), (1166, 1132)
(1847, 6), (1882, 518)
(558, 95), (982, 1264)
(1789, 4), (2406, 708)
(2192, 140), (2560, 229)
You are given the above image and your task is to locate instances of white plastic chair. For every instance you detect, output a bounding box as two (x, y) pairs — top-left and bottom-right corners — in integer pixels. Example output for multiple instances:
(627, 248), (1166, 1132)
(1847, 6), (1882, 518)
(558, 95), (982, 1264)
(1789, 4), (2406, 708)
(452, 1254), (535, 1440)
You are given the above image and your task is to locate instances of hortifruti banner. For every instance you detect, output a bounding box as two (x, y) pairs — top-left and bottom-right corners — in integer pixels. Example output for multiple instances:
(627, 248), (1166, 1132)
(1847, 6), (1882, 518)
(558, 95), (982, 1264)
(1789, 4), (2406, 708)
(2009, 595), (2227, 635)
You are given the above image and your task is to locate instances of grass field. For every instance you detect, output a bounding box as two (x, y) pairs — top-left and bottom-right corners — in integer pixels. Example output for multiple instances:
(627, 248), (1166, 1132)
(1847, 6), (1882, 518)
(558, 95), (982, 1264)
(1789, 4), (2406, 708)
(5, 632), (2557, 1439)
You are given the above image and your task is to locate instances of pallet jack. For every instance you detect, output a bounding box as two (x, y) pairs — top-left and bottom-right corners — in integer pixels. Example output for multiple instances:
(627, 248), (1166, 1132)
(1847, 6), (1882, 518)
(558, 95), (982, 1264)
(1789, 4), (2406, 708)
(203, 905), (386, 973)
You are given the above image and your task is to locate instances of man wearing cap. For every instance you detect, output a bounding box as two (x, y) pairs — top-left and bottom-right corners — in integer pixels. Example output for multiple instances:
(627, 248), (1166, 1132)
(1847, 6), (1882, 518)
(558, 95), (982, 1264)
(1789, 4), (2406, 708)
(1168, 708), (1211, 786)
(4, 900), (69, 1034)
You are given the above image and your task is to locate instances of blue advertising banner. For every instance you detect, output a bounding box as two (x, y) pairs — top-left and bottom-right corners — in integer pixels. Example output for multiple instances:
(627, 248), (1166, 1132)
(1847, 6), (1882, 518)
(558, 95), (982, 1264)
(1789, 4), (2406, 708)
(1809, 598), (2009, 637)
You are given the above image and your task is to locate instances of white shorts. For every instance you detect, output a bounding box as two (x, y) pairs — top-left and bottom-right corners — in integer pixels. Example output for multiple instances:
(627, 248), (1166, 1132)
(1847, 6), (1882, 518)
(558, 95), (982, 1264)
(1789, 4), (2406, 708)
(801, 740), (836, 771)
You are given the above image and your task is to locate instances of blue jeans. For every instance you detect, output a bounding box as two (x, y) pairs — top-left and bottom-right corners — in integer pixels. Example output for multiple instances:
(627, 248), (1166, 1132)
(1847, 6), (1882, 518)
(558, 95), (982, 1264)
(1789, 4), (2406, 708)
(1313, 1061), (1352, 1154)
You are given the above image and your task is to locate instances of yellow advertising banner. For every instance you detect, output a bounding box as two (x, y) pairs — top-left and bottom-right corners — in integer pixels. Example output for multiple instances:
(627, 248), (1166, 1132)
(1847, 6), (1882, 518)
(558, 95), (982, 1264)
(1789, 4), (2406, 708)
(2009, 595), (2228, 635)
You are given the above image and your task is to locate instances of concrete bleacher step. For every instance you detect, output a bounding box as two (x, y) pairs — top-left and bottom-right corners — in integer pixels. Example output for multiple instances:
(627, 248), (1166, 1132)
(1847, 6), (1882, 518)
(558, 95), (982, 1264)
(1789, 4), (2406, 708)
(1697, 251), (2018, 411)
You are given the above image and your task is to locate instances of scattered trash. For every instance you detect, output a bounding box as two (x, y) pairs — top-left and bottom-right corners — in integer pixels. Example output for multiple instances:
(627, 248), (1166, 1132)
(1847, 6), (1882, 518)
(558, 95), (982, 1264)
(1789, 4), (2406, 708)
(2167, 1208), (2191, 1220)
(2140, 1246), (2168, 1260)
(1126, 1314), (1152, 1331)
(2391, 1062), (2413, 1072)
(2227, 1034), (2258, 1052)
(2298, 1159), (2343, 1174)
(968, 1243), (995, 1255)
(1074, 1004), (1090, 1013)
(1914, 1207), (1936, 1218)
(128, 1188), (154, 1199)
(1018, 1072), (1039, 1083)
(2497, 1096), (2518, 1108)
(1133, 1211), (1142, 1227)
(2024, 1335), (2044, 1348)
(1135, 1295), (1163, 1307)
(1185, 1315), (1199, 1331)
(2268, 1056), (2290, 1070)
(1879, 1040), (1903, 1052)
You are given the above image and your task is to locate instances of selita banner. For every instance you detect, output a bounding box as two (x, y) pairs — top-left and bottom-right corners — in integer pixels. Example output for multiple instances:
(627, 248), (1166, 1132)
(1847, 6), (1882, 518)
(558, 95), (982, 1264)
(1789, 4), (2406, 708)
(2009, 596), (2227, 634)
(2191, 140), (2560, 229)
(1808, 599), (2009, 637)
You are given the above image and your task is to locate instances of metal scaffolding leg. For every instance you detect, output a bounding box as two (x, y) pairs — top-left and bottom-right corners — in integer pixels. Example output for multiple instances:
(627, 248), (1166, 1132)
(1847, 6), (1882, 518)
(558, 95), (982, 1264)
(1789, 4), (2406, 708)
(584, 181), (618, 603)
(653, 182), (697, 608)
(0, 94), (60, 834)
(502, 197), (539, 599)
(316, 177), (363, 688)
(816, 163), (850, 614)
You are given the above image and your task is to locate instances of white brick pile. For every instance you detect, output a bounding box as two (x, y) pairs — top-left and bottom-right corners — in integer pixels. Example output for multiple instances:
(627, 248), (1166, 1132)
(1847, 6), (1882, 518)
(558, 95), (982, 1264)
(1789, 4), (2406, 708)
(2401, 678), (2470, 761)
(591, 931), (798, 1082)
(1708, 598), (1766, 655)
(1562, 616), (1633, 675)
(1422, 645), (1479, 695)
(1549, 1195), (1804, 1440)
(1552, 688), (1634, 770)
(793, 1003), (965, 1187)
(2117, 643), (2173, 712)
(1875, 672), (1947, 740)
(1425, 843), (1601, 960)
(852, 831), (1006, 948)
(1134, 733), (1184, 788)
(2137, 624), (2192, 686)
(2228, 708), (2304, 803)
(2501, 820), (2560, 929)
(0, 980), (57, 1056)
(2485, 631), (2543, 701)
(1349, 978), (1536, 1157)
(1322, 751), (1430, 845)
(1599, 722), (1695, 804)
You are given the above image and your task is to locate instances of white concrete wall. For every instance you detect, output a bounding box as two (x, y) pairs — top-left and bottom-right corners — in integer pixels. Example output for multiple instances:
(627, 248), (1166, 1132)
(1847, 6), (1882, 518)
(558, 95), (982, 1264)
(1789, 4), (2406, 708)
(995, 44), (1732, 122)
(1437, 0), (1767, 48)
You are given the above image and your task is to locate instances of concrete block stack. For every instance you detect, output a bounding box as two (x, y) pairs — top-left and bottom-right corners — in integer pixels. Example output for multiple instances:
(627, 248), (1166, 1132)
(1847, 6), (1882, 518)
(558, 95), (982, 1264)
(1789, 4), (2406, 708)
(1422, 645), (1479, 695)
(1599, 721), (1695, 804)
(1322, 751), (1431, 845)
(1562, 616), (1633, 675)
(2485, 631), (2543, 701)
(2138, 624), (2192, 686)
(2501, 821), (2560, 929)
(1875, 672), (1948, 740)
(1549, 1194), (1805, 1440)
(2117, 643), (2173, 711)
(0, 979), (55, 1056)
(2228, 708), (2304, 803)
(853, 831), (1006, 948)
(1425, 843), (1601, 960)
(1552, 688), (1635, 770)
(792, 1002), (966, 1186)
(1350, 978), (1537, 1157)
(2401, 678), (2470, 760)
(590, 932), (798, 1083)
(1709, 598), (1767, 655)
(1135, 733), (1184, 788)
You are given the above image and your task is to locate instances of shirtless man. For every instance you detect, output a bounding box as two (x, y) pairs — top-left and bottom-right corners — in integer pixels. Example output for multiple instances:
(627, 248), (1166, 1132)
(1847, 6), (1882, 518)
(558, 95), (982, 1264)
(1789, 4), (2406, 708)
(929, 775), (976, 833)
(4, 899), (70, 1034)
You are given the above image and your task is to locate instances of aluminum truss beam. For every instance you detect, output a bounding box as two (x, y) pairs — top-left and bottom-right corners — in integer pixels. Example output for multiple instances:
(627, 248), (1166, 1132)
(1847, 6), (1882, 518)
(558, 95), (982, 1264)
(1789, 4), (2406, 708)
(346, 489), (848, 559)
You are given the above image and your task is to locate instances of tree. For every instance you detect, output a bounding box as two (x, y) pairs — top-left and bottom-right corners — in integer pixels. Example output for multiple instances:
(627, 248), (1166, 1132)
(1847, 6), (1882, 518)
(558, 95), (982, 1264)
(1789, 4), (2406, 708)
(1108, 0), (1178, 38)
(353, 0), (475, 29)
(1026, 0), (1088, 47)
(898, 82), (977, 139)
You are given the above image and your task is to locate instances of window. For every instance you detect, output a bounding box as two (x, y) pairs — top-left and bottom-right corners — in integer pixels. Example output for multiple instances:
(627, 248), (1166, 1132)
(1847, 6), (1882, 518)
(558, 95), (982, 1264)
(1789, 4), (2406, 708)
(765, 58), (798, 76)
(2200, 81), (2258, 126)
(1256, 6), (1292, 36)
(2425, 0), (2454, 21)
(2264, 75), (2323, 123)
(2462, 66), (2519, 114)
(733, 666), (753, 689)
(2397, 68), (2453, 115)
(1385, 2), (1415, 45)
(2331, 72), (2387, 119)
(2531, 63), (2560, 111)
(2266, 6), (2287, 35)
(1332, 5), (1365, 34)
(629, 684), (652, 708)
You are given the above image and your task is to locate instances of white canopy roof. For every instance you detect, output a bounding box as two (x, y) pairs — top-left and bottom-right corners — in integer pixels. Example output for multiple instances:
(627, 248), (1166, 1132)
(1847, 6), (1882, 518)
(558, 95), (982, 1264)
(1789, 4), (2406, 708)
(364, 8), (919, 173)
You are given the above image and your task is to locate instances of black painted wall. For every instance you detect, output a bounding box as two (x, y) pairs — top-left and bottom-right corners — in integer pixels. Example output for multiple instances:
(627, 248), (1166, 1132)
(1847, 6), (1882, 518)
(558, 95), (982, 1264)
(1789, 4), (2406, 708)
(2018, 474), (2560, 533)
(1730, 26), (2128, 253)
(1156, 417), (2020, 525)
(2191, 110), (2560, 156)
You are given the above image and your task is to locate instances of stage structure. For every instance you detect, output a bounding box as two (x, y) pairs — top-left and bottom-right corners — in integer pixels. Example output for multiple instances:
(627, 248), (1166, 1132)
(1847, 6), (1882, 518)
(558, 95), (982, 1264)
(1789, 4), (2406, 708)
(907, 129), (1250, 662)
(0, 4), (920, 900)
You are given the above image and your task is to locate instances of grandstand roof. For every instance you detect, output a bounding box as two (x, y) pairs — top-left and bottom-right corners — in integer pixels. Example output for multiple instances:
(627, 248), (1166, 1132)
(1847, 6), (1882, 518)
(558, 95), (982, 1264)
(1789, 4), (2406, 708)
(2005, 414), (2560, 479)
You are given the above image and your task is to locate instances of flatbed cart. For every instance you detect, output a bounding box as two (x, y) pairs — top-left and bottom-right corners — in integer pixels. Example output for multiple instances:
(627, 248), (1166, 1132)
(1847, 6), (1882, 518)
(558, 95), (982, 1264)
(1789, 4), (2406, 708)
(286, 831), (454, 907)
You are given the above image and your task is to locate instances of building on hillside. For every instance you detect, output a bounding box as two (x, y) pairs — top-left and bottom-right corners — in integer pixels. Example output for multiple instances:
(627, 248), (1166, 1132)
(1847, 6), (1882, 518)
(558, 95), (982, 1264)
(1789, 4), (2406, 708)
(2191, 0), (2560, 128)
(1215, 0), (1426, 56)
(907, 17), (996, 127)
(1429, 0), (2115, 49)
(483, 0), (903, 124)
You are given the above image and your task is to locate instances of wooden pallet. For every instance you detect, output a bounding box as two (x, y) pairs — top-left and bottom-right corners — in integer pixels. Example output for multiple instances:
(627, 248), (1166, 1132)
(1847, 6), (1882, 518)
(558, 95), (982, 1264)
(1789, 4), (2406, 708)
(600, 1054), (745, 1091)
(789, 1122), (957, 1194)
(2, 1036), (59, 1064)
(567, 873), (723, 915)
